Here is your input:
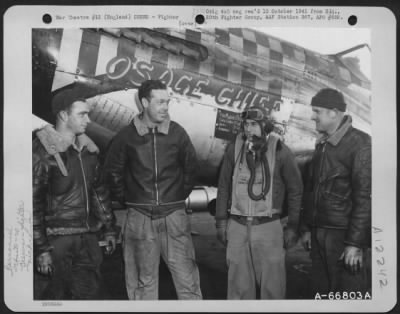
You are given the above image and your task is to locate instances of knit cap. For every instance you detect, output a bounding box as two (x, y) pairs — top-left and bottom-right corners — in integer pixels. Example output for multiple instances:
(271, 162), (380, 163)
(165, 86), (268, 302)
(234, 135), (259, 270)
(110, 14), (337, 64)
(311, 88), (347, 112)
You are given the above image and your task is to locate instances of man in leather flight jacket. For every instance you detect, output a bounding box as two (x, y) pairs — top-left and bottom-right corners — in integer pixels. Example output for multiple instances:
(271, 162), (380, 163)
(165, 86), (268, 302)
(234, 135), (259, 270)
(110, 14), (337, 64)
(33, 89), (116, 299)
(103, 80), (202, 300)
(300, 88), (371, 297)
(215, 106), (303, 299)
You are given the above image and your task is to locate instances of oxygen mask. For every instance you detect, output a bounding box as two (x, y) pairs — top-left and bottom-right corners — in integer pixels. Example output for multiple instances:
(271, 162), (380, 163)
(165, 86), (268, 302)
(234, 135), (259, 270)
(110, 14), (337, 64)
(247, 134), (267, 157)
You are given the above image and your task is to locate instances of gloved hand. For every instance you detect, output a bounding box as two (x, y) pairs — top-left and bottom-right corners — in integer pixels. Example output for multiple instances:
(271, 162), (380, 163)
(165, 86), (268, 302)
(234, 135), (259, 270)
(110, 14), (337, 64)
(216, 219), (228, 246)
(104, 234), (117, 255)
(284, 228), (298, 249)
(36, 251), (54, 276)
(301, 231), (312, 251)
(339, 245), (363, 274)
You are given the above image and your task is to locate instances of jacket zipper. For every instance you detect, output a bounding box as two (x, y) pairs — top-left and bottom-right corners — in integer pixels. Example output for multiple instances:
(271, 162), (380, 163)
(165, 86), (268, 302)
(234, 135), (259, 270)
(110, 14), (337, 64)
(152, 128), (160, 205)
(78, 152), (90, 229)
(313, 143), (326, 224)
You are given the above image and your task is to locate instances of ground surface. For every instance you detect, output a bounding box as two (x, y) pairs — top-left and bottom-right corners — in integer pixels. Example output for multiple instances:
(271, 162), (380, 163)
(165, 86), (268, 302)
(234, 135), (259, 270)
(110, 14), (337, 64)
(101, 211), (312, 300)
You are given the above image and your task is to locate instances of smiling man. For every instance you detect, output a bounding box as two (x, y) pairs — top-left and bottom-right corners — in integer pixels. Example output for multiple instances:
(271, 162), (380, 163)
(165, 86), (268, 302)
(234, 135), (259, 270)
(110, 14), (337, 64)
(104, 80), (202, 300)
(300, 88), (372, 297)
(33, 89), (117, 299)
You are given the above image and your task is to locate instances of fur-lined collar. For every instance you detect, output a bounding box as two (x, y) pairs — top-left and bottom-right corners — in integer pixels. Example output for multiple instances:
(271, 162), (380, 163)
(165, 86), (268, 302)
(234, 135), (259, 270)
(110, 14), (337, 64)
(317, 115), (352, 146)
(36, 124), (99, 154)
(133, 115), (170, 136)
(36, 125), (99, 176)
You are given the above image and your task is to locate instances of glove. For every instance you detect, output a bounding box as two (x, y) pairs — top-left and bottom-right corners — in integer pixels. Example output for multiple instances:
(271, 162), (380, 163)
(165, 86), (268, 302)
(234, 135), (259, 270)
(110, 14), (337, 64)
(339, 245), (363, 274)
(216, 219), (228, 246)
(36, 251), (54, 276)
(301, 231), (312, 251)
(284, 228), (298, 249)
(104, 234), (117, 255)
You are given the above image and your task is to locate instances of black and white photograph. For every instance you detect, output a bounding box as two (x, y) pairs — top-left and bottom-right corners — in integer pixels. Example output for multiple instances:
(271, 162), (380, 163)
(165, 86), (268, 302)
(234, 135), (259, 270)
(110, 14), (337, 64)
(3, 5), (397, 312)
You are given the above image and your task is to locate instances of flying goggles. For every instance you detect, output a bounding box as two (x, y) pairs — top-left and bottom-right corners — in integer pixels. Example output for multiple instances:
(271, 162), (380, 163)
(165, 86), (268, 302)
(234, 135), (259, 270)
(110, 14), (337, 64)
(241, 107), (268, 121)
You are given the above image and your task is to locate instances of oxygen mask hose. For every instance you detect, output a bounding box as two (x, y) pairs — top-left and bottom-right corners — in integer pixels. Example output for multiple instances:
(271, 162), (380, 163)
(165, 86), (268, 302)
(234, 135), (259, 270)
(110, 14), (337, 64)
(246, 135), (270, 201)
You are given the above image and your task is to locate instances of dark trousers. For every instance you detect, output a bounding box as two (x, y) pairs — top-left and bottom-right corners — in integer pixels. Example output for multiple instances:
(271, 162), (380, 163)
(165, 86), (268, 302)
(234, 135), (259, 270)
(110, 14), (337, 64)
(310, 228), (370, 297)
(35, 233), (103, 300)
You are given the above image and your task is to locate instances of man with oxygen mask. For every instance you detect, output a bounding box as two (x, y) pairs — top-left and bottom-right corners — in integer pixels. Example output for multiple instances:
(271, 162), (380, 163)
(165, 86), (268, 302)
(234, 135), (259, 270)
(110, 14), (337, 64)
(215, 106), (303, 299)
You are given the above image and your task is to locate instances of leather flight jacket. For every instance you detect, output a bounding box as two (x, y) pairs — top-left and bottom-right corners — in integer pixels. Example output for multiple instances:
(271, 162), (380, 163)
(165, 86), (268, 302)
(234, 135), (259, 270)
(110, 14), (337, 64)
(301, 116), (371, 248)
(33, 126), (116, 256)
(104, 116), (198, 218)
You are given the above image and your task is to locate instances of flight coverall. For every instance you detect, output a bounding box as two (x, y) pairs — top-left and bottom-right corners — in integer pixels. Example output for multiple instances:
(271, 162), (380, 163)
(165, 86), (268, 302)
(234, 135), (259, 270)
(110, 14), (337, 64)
(216, 133), (303, 299)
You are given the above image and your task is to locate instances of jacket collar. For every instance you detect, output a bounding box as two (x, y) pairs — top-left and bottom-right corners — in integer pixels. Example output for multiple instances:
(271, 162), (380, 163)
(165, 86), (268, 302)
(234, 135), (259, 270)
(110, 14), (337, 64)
(317, 115), (352, 146)
(36, 124), (99, 155)
(133, 114), (170, 136)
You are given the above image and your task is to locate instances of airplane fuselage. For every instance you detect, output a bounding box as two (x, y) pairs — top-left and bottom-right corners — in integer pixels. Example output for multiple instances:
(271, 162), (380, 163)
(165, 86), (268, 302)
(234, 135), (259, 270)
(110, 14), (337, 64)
(32, 27), (371, 187)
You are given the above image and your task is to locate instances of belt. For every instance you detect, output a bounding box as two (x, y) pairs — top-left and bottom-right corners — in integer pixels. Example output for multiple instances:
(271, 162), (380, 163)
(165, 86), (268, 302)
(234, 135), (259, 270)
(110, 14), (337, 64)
(126, 201), (186, 219)
(230, 213), (280, 226)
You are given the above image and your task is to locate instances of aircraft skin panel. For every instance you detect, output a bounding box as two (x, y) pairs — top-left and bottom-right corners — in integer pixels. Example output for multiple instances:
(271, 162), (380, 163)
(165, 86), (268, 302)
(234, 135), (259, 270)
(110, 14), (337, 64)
(214, 62), (229, 82)
(254, 75), (270, 91)
(32, 29), (63, 71)
(228, 32), (244, 53)
(338, 66), (352, 83)
(215, 28), (230, 47)
(77, 30), (101, 78)
(253, 29), (271, 48)
(168, 97), (217, 162)
(135, 45), (154, 64)
(268, 37), (283, 53)
(283, 56), (305, 73)
(243, 38), (258, 57)
(88, 91), (138, 133)
(256, 44), (270, 62)
(168, 97), (226, 185)
(198, 61), (214, 77)
(52, 29), (83, 91)
(183, 29), (201, 43)
(227, 64), (242, 84)
(32, 115), (49, 131)
(167, 53), (185, 69)
(95, 34), (119, 76)
(293, 48), (306, 63)
(32, 29), (63, 123)
(241, 28), (257, 42)
(116, 35), (138, 59)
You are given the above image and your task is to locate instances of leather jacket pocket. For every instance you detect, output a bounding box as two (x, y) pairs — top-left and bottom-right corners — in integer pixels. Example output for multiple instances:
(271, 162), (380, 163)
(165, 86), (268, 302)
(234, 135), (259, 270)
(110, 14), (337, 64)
(321, 167), (351, 201)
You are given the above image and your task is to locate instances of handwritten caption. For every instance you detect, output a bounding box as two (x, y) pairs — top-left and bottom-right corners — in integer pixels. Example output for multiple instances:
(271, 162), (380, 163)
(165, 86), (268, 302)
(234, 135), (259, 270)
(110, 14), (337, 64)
(373, 226), (388, 289)
(5, 201), (33, 277)
(54, 7), (343, 26)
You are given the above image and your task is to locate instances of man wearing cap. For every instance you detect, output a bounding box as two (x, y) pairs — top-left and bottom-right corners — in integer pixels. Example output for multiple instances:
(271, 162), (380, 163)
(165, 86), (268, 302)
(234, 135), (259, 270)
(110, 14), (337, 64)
(33, 89), (117, 299)
(215, 105), (303, 299)
(300, 88), (371, 296)
(103, 80), (202, 300)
